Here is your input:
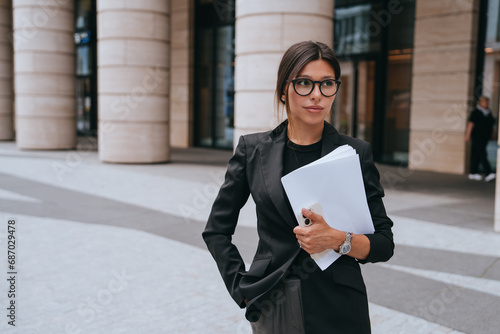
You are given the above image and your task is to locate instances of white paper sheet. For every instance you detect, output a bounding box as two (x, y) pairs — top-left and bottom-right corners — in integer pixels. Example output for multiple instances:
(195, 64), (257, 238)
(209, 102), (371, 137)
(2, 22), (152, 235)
(281, 144), (375, 270)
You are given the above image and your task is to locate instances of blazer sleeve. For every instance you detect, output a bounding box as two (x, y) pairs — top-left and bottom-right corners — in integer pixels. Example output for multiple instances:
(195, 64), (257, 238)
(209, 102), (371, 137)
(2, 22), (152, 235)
(202, 136), (250, 308)
(358, 142), (395, 264)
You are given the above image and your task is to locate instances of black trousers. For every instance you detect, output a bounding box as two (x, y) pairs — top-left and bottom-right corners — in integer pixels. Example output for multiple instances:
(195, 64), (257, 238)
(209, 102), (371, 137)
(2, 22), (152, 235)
(470, 140), (491, 175)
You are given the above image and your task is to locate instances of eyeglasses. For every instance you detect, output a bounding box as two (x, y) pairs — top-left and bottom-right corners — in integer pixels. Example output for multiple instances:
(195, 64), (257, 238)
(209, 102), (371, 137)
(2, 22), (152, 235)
(290, 78), (341, 97)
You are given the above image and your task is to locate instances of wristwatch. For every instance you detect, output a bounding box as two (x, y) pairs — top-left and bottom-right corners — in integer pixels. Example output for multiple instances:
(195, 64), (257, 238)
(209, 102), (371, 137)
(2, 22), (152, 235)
(338, 232), (353, 255)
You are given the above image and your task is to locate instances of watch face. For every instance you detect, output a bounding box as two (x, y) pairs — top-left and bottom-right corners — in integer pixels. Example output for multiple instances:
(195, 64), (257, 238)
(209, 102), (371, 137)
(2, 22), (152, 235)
(340, 244), (351, 254)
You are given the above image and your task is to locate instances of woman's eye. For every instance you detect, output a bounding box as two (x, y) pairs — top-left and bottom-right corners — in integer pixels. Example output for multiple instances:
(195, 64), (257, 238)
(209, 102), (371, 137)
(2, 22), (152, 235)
(322, 80), (334, 87)
(297, 80), (311, 86)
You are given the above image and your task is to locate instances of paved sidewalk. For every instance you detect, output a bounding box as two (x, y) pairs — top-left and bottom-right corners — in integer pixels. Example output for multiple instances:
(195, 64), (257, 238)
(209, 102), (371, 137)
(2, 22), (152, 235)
(0, 141), (499, 333)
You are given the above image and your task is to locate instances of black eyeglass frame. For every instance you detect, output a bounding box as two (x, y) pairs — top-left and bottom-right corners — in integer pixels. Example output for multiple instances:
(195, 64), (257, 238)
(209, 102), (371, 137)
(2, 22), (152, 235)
(290, 78), (342, 97)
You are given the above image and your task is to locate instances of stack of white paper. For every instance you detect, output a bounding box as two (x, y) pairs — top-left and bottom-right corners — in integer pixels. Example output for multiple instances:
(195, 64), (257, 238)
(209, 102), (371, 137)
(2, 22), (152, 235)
(281, 144), (374, 270)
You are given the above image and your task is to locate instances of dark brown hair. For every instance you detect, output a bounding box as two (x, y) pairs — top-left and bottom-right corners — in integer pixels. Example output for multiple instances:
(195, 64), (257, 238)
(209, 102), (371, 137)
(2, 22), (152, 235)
(275, 41), (341, 122)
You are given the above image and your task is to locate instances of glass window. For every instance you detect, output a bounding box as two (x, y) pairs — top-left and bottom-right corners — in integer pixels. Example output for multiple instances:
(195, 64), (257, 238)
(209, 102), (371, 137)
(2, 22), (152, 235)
(333, 0), (415, 165)
(334, 3), (383, 56)
(194, 0), (235, 149)
(75, 0), (97, 136)
(477, 0), (500, 169)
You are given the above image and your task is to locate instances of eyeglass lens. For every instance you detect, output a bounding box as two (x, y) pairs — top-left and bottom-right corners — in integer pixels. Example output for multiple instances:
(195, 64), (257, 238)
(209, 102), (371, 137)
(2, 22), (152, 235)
(293, 79), (339, 97)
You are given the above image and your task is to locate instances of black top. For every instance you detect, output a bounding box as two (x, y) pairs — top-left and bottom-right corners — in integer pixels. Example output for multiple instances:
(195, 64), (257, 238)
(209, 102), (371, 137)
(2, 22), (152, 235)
(283, 136), (323, 281)
(283, 137), (323, 176)
(468, 108), (495, 143)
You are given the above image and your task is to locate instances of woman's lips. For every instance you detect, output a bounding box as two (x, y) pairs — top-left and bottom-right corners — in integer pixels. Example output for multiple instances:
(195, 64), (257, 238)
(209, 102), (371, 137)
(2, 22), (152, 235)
(304, 106), (324, 113)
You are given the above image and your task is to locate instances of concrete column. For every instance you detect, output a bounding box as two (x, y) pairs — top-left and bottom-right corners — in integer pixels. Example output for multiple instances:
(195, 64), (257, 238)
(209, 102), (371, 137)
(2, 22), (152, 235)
(13, 0), (75, 149)
(234, 0), (334, 142)
(408, 0), (480, 174)
(170, 0), (194, 148)
(0, 1), (13, 141)
(97, 0), (170, 163)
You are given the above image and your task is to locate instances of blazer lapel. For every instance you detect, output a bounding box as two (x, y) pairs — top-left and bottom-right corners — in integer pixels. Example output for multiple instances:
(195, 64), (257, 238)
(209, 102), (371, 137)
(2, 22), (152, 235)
(259, 122), (297, 228)
(259, 121), (343, 229)
(321, 121), (343, 157)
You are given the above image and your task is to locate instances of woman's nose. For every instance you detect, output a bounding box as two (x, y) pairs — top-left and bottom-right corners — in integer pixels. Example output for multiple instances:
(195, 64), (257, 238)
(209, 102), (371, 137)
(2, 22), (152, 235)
(310, 82), (322, 99)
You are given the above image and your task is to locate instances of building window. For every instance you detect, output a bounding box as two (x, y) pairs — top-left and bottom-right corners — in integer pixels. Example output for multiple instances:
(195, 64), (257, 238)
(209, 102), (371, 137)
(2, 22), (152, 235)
(194, 0), (235, 149)
(333, 0), (415, 165)
(477, 0), (500, 169)
(75, 0), (97, 136)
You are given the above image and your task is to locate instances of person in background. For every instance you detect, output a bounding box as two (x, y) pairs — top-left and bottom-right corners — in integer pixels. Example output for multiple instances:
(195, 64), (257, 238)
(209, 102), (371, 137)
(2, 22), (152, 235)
(466, 96), (496, 182)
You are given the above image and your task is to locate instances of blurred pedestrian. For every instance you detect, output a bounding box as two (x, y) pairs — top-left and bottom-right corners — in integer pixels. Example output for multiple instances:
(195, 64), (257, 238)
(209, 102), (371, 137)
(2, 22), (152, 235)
(465, 96), (496, 182)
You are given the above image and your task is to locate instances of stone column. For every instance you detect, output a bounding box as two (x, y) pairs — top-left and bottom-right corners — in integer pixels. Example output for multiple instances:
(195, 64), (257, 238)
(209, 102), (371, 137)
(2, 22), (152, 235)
(170, 0), (194, 148)
(97, 0), (169, 163)
(0, 1), (13, 141)
(234, 0), (334, 142)
(13, 0), (75, 149)
(408, 0), (480, 174)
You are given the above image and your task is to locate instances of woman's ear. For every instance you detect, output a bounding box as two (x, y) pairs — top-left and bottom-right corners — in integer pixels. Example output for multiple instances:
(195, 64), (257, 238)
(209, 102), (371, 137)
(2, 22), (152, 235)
(280, 94), (286, 104)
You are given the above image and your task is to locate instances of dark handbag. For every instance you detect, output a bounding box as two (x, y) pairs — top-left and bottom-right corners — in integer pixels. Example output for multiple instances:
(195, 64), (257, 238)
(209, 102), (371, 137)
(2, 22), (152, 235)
(250, 278), (305, 334)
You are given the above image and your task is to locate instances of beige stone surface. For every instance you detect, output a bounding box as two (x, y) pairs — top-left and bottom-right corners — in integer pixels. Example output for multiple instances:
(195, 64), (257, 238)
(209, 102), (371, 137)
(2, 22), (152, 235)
(98, 0), (169, 14)
(15, 96), (74, 117)
(415, 0), (478, 17)
(13, 29), (74, 53)
(237, 0), (334, 18)
(13, 6), (73, 32)
(235, 53), (281, 92)
(170, 119), (192, 148)
(15, 73), (75, 95)
(98, 0), (170, 162)
(98, 95), (169, 122)
(0, 97), (11, 111)
(99, 38), (170, 68)
(171, 47), (191, 67)
(0, 79), (12, 96)
(98, 11), (169, 41)
(98, 67), (169, 95)
(0, 114), (13, 141)
(412, 44), (474, 74)
(16, 116), (76, 150)
(409, 0), (478, 174)
(170, 0), (193, 149)
(234, 91), (277, 129)
(235, 15), (282, 55)
(411, 72), (473, 103)
(0, 41), (12, 62)
(414, 12), (475, 47)
(98, 121), (169, 163)
(282, 14), (334, 48)
(171, 0), (192, 12)
(13, 0), (75, 148)
(14, 0), (73, 11)
(126, 40), (169, 67)
(410, 101), (469, 132)
(97, 39), (126, 66)
(408, 130), (466, 174)
(14, 52), (74, 74)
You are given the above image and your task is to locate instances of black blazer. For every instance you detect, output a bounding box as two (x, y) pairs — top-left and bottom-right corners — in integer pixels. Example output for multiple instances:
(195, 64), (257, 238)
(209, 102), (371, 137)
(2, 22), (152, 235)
(203, 121), (394, 330)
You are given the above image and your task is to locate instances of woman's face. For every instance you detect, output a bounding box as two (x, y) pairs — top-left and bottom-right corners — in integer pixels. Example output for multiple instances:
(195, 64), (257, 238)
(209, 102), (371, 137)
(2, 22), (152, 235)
(284, 59), (337, 128)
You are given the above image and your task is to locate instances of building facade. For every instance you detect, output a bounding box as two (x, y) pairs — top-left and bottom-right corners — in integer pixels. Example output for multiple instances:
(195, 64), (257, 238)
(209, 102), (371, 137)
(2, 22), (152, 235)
(0, 0), (498, 174)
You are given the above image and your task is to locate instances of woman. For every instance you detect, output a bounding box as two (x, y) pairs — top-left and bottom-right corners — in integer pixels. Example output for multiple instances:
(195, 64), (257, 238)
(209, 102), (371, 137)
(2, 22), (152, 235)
(202, 41), (394, 333)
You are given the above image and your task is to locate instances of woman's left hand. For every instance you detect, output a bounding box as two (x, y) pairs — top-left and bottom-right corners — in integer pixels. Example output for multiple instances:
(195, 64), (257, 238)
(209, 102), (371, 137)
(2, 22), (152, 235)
(293, 208), (345, 254)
